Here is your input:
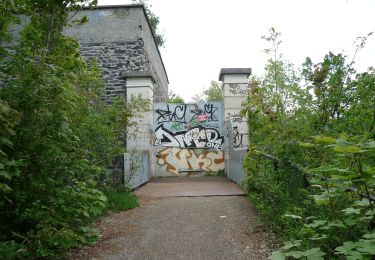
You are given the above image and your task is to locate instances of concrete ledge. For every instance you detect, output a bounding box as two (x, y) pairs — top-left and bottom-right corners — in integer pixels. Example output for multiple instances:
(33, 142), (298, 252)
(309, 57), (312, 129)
(121, 70), (156, 83)
(219, 68), (252, 81)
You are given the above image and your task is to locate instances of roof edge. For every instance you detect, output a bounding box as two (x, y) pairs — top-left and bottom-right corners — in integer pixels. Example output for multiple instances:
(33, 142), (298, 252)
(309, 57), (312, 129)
(121, 70), (156, 83)
(219, 68), (252, 81)
(83, 4), (169, 84)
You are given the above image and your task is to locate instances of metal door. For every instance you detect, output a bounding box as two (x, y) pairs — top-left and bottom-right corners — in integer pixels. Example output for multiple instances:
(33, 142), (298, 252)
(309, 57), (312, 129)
(152, 101), (225, 177)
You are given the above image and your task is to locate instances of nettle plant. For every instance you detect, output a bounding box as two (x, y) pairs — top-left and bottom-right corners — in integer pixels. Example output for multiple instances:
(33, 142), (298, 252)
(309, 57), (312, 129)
(272, 136), (375, 260)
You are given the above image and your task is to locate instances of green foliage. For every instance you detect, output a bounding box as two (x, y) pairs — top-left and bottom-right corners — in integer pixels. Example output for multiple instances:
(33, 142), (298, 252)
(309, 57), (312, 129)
(0, 0), (144, 258)
(203, 81), (223, 102)
(192, 80), (223, 102)
(135, 0), (165, 47)
(103, 188), (139, 212)
(167, 90), (185, 103)
(244, 28), (375, 259)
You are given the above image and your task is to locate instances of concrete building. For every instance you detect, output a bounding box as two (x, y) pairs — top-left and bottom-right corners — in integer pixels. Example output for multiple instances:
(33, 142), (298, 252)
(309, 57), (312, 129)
(64, 4), (169, 104)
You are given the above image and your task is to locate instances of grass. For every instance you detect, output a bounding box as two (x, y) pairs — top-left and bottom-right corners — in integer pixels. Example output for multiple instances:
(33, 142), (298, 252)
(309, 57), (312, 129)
(103, 189), (139, 212)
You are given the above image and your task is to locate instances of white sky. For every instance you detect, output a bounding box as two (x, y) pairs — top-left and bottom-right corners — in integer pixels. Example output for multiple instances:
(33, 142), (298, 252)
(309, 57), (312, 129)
(99, 0), (375, 102)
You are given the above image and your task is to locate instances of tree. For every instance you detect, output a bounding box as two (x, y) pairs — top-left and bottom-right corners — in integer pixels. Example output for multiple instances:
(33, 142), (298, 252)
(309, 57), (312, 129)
(167, 90), (185, 103)
(243, 28), (375, 259)
(0, 0), (148, 257)
(192, 80), (223, 102)
(134, 0), (165, 47)
(204, 80), (223, 102)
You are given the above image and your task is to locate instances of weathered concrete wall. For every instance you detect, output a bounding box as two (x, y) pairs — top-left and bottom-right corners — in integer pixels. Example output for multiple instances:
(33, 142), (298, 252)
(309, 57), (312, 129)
(63, 5), (169, 179)
(64, 7), (141, 42)
(64, 5), (168, 103)
(139, 13), (168, 102)
(219, 68), (251, 150)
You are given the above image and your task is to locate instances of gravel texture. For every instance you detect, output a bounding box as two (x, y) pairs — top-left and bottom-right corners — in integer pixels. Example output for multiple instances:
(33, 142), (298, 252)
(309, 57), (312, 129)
(70, 195), (274, 260)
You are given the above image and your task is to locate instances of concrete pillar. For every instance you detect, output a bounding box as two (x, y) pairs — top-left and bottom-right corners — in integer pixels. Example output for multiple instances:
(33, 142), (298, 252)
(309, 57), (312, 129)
(219, 68), (251, 150)
(122, 70), (155, 177)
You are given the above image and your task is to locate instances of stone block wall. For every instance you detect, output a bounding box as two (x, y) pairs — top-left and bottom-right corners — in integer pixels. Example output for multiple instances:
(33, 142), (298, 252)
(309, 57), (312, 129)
(79, 39), (149, 102)
(64, 5), (169, 103)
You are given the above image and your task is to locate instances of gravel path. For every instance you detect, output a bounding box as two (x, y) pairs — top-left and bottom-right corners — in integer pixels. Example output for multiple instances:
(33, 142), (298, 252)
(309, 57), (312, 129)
(71, 195), (274, 260)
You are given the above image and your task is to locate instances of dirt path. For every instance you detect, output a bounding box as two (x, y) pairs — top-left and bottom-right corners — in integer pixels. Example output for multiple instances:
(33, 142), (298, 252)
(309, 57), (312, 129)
(71, 178), (274, 260)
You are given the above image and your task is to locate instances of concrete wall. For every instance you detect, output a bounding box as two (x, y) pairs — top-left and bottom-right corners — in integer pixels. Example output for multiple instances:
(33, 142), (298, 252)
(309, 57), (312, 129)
(139, 12), (168, 102)
(64, 5), (168, 103)
(64, 5), (169, 178)
(219, 69), (251, 150)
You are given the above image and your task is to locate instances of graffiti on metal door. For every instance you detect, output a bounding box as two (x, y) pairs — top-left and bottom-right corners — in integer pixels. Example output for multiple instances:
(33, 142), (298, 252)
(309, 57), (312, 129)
(153, 102), (224, 150)
(153, 102), (225, 176)
(156, 148), (224, 176)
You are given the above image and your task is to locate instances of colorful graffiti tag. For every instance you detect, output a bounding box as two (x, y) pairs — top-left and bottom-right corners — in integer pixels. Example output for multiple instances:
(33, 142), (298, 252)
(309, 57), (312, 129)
(154, 125), (224, 150)
(156, 148), (225, 175)
(153, 102), (224, 150)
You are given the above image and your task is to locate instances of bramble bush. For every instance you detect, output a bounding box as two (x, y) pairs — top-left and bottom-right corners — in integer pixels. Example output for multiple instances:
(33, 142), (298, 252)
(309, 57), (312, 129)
(243, 28), (375, 259)
(0, 0), (147, 258)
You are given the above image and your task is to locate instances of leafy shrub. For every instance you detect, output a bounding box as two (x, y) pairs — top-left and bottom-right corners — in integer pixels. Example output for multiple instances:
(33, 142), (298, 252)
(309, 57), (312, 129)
(0, 1), (146, 258)
(103, 188), (139, 213)
(243, 28), (375, 259)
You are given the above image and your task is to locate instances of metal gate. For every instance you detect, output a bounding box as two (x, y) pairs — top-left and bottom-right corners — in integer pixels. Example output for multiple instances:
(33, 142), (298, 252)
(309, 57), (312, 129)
(124, 152), (149, 189)
(225, 118), (248, 185)
(153, 101), (225, 177)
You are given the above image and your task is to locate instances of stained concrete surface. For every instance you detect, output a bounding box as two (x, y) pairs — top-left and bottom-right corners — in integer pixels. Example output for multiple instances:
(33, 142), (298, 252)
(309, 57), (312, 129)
(134, 176), (245, 197)
(70, 177), (273, 260)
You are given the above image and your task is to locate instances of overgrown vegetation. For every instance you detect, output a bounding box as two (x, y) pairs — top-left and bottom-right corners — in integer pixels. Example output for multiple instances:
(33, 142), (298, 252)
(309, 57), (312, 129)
(243, 28), (375, 259)
(193, 80), (223, 102)
(135, 0), (165, 47)
(167, 90), (185, 103)
(0, 0), (147, 258)
(102, 187), (139, 213)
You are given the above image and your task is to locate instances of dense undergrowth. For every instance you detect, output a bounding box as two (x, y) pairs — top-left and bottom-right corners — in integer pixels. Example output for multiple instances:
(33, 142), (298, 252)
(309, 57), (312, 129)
(102, 187), (139, 213)
(0, 1), (145, 258)
(243, 28), (375, 259)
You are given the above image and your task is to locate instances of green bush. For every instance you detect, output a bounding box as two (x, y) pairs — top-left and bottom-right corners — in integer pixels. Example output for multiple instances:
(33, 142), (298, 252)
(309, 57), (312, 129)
(0, 1), (147, 258)
(243, 28), (375, 259)
(103, 188), (139, 213)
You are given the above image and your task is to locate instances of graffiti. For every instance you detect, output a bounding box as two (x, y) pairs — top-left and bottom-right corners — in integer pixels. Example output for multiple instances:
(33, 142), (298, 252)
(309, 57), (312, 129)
(171, 122), (184, 131)
(155, 104), (187, 124)
(156, 148), (225, 175)
(197, 114), (208, 122)
(228, 119), (249, 150)
(154, 124), (224, 150)
(190, 103), (219, 123)
(233, 126), (247, 148)
(228, 83), (248, 95)
(225, 113), (242, 121)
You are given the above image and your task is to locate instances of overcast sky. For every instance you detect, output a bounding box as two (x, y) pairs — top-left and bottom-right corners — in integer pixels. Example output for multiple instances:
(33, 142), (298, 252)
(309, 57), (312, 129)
(99, 0), (375, 101)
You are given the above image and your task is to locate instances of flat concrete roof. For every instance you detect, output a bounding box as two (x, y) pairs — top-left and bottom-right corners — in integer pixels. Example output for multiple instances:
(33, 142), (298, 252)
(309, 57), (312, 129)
(219, 68), (252, 81)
